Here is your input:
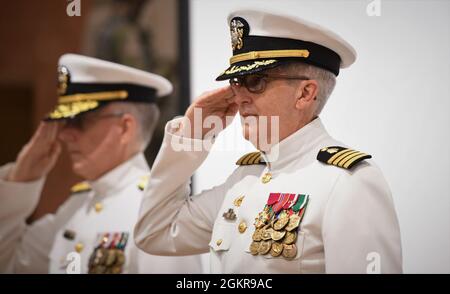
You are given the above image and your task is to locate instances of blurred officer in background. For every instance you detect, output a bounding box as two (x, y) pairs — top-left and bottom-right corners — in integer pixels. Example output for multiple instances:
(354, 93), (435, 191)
(0, 54), (203, 274)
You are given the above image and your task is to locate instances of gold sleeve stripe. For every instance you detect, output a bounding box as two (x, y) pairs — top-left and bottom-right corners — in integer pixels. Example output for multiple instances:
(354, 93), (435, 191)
(327, 149), (353, 164)
(343, 153), (369, 169)
(338, 152), (365, 167)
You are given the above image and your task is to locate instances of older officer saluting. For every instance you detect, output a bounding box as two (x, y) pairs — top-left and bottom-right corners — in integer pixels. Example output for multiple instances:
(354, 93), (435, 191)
(0, 54), (203, 274)
(134, 10), (402, 273)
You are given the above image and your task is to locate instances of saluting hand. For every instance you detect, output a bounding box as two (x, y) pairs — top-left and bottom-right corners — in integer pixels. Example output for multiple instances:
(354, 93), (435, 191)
(7, 122), (62, 182)
(183, 86), (238, 139)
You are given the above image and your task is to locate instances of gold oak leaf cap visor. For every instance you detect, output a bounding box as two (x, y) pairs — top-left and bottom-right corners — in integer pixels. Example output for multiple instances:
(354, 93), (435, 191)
(216, 10), (357, 81)
(45, 53), (173, 121)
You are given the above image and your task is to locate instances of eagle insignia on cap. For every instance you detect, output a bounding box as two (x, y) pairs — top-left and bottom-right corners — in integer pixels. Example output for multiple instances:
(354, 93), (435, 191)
(230, 18), (245, 51)
(57, 65), (70, 96)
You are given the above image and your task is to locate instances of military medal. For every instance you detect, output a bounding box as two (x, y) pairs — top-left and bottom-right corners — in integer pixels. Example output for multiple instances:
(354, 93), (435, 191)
(273, 210), (290, 230)
(271, 229), (286, 241)
(249, 241), (260, 255)
(258, 240), (272, 255)
(88, 232), (128, 274)
(270, 242), (284, 257)
(252, 229), (262, 241)
(283, 231), (297, 245)
(247, 193), (309, 260)
(285, 214), (301, 231)
(261, 227), (273, 241)
(282, 244), (297, 259)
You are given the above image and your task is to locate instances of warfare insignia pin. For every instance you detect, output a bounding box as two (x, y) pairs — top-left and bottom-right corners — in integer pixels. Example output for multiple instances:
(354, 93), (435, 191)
(222, 208), (237, 221)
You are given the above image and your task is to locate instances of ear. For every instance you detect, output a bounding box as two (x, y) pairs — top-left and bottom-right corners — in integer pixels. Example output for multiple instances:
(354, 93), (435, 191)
(119, 113), (137, 145)
(295, 80), (318, 111)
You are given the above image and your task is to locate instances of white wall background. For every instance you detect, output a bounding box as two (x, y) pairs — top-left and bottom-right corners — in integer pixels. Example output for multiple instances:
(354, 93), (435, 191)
(189, 0), (450, 273)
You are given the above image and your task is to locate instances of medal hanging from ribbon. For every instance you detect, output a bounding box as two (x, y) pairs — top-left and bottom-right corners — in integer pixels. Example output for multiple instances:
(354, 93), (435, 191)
(250, 193), (309, 259)
(88, 232), (129, 274)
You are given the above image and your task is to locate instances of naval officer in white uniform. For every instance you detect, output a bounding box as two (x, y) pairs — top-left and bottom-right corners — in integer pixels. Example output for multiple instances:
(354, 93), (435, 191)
(134, 10), (402, 274)
(0, 54), (203, 274)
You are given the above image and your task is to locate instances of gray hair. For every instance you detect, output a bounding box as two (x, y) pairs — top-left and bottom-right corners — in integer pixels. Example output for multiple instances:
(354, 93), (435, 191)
(110, 102), (160, 151)
(273, 62), (336, 115)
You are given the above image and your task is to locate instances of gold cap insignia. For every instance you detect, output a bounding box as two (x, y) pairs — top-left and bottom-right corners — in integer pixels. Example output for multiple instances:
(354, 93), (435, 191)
(230, 19), (245, 51)
(57, 65), (70, 96)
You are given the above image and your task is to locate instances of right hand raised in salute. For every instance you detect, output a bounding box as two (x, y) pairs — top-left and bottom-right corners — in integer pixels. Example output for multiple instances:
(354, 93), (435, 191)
(7, 122), (62, 182)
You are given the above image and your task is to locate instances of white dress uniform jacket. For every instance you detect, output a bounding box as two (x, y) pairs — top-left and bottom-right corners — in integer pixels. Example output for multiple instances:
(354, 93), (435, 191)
(134, 117), (403, 273)
(0, 153), (203, 273)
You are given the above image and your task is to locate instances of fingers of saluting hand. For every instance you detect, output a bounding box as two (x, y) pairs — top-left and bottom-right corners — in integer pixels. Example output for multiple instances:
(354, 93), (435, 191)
(32, 121), (62, 147)
(200, 86), (235, 106)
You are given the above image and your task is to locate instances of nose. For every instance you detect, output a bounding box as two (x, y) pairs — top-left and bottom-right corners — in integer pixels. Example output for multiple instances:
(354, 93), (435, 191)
(232, 86), (253, 106)
(58, 124), (78, 143)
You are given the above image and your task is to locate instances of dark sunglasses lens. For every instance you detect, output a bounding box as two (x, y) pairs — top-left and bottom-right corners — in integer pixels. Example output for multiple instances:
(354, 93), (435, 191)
(245, 75), (265, 93)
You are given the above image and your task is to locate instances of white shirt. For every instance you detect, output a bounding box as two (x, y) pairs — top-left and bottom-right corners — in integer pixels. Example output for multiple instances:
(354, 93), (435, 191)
(0, 153), (203, 273)
(134, 117), (403, 273)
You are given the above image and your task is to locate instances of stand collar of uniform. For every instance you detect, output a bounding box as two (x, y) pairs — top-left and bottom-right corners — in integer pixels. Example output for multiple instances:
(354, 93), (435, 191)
(261, 117), (329, 171)
(88, 152), (149, 196)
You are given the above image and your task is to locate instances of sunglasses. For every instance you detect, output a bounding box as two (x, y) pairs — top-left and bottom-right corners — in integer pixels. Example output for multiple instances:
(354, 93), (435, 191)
(229, 74), (310, 94)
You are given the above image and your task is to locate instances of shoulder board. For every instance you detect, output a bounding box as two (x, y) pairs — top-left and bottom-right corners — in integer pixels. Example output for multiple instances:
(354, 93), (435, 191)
(70, 181), (91, 194)
(317, 146), (372, 170)
(236, 151), (266, 166)
(137, 175), (150, 191)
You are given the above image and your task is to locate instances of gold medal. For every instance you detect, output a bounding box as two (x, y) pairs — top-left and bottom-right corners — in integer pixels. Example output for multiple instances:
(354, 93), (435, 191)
(273, 212), (290, 230)
(254, 210), (269, 228)
(89, 265), (106, 274)
(249, 241), (260, 255)
(110, 265), (122, 274)
(283, 230), (297, 245)
(261, 228), (274, 240)
(105, 249), (117, 267)
(115, 250), (125, 266)
(285, 214), (301, 231)
(271, 229), (286, 241)
(270, 242), (284, 257)
(252, 229), (262, 241)
(282, 244), (297, 259)
(258, 240), (272, 255)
